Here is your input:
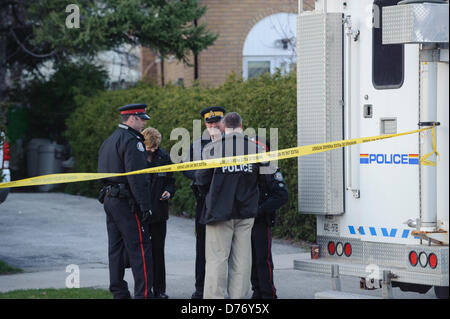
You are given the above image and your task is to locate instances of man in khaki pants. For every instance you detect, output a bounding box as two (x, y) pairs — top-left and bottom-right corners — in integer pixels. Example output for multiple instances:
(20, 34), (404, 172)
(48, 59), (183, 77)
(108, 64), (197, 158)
(204, 218), (255, 298)
(196, 112), (265, 299)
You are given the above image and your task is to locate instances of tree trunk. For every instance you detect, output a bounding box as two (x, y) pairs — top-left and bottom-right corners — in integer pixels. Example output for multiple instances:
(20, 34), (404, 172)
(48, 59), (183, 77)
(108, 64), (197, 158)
(0, 8), (9, 129)
(194, 19), (199, 80)
(0, 34), (7, 105)
(160, 56), (165, 87)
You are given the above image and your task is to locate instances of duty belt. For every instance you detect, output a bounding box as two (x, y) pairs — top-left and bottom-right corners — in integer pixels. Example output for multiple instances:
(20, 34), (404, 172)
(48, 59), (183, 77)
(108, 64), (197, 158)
(104, 183), (131, 199)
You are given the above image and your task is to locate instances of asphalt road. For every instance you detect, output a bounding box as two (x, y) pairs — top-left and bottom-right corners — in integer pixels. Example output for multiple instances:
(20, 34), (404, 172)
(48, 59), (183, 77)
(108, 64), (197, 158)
(0, 193), (437, 299)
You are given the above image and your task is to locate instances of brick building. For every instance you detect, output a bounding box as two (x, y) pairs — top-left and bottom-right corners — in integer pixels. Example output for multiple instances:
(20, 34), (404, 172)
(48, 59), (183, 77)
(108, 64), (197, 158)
(141, 0), (314, 87)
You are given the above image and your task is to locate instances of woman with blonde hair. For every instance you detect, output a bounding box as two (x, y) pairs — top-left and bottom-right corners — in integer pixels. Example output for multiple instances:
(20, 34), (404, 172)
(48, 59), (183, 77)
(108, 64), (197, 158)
(141, 127), (175, 299)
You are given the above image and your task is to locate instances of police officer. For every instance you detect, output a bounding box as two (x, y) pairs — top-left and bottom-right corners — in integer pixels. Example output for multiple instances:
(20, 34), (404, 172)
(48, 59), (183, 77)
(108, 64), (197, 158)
(142, 127), (176, 299)
(98, 104), (153, 299)
(183, 106), (225, 299)
(250, 137), (288, 299)
(196, 112), (265, 299)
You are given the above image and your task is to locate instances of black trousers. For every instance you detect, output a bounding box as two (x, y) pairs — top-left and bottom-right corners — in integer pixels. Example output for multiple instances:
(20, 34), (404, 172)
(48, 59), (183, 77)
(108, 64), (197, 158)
(104, 197), (153, 299)
(251, 221), (277, 299)
(194, 198), (206, 293)
(148, 220), (167, 295)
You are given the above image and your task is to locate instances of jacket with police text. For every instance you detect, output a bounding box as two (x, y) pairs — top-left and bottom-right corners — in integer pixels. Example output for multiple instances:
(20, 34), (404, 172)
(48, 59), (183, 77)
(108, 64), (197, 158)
(195, 133), (265, 224)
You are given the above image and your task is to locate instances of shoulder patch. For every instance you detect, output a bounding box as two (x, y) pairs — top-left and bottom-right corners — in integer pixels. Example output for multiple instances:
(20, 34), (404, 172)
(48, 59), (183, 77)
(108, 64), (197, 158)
(274, 171), (284, 182)
(137, 141), (145, 152)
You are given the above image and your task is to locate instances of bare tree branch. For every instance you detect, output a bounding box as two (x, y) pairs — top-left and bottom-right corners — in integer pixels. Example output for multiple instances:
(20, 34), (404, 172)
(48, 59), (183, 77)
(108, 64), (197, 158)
(9, 27), (55, 58)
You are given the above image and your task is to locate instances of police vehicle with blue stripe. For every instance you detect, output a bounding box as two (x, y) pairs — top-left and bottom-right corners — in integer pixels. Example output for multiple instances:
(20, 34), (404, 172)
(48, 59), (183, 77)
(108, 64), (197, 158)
(294, 0), (448, 299)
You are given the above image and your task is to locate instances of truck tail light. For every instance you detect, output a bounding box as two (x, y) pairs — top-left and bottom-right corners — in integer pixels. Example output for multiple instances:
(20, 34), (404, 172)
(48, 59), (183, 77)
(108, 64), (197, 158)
(336, 242), (344, 256)
(419, 252), (428, 268)
(428, 253), (438, 269)
(409, 251), (418, 266)
(344, 243), (352, 257)
(328, 241), (336, 255)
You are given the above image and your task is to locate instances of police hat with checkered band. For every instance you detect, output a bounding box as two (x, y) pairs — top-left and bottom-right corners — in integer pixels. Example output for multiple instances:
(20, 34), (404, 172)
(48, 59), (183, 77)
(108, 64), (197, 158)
(119, 104), (150, 120)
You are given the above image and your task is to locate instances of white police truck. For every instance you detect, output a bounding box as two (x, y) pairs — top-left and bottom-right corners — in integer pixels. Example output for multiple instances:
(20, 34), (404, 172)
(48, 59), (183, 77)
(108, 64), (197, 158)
(294, 0), (448, 298)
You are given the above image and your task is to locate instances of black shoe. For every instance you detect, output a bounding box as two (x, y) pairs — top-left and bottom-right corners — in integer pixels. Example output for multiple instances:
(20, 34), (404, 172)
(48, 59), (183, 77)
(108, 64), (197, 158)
(251, 291), (262, 299)
(191, 290), (203, 299)
(154, 292), (169, 299)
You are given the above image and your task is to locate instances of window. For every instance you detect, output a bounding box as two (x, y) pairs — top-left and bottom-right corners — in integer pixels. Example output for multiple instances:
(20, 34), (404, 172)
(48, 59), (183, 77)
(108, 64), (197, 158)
(372, 0), (404, 89)
(247, 61), (271, 79)
(242, 13), (297, 80)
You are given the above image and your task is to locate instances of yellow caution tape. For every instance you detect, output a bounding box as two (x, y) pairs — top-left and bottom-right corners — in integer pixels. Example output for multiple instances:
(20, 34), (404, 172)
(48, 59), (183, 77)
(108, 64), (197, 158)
(420, 124), (440, 167)
(0, 126), (435, 189)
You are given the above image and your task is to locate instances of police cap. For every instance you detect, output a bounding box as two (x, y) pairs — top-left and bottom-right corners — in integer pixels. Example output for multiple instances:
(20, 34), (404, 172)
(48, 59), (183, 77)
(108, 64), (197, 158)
(200, 106), (226, 123)
(119, 104), (150, 120)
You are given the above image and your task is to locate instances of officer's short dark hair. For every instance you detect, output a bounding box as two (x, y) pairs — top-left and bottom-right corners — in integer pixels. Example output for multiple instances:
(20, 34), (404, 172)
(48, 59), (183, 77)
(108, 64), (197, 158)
(223, 112), (242, 129)
(121, 114), (131, 122)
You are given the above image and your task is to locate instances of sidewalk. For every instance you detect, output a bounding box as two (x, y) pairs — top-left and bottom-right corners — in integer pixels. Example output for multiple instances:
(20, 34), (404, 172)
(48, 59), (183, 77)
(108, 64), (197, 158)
(0, 193), (306, 297)
(0, 194), (437, 299)
(0, 253), (306, 298)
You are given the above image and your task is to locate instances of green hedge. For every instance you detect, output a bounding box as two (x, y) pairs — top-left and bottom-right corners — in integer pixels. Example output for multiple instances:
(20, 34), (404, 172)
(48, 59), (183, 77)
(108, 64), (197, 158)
(66, 72), (316, 242)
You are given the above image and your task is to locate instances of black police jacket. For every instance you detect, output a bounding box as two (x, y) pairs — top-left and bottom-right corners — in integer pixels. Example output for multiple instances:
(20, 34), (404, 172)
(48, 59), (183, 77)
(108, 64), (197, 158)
(195, 133), (265, 224)
(147, 148), (176, 223)
(182, 136), (215, 208)
(255, 167), (289, 225)
(98, 124), (151, 212)
(182, 136), (213, 181)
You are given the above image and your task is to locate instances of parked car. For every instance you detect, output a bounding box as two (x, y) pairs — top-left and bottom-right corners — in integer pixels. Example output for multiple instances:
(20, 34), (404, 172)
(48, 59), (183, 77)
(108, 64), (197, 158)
(0, 131), (10, 204)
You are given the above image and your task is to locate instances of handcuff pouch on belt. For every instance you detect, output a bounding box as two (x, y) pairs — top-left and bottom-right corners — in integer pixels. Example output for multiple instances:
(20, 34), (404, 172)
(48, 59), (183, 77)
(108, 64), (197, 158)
(99, 183), (132, 204)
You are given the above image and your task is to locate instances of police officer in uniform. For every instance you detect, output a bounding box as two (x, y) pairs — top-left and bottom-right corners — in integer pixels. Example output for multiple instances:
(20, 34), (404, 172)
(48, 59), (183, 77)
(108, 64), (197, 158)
(98, 104), (153, 299)
(250, 137), (288, 299)
(183, 106), (225, 299)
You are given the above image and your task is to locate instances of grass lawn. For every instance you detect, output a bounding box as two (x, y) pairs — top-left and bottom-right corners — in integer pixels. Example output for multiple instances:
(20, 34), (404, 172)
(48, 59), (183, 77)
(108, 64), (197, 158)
(0, 260), (23, 275)
(0, 288), (112, 299)
(0, 260), (111, 299)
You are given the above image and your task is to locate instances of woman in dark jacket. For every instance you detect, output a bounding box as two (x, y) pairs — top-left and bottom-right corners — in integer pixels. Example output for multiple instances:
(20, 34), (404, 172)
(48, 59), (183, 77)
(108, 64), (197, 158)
(142, 127), (175, 299)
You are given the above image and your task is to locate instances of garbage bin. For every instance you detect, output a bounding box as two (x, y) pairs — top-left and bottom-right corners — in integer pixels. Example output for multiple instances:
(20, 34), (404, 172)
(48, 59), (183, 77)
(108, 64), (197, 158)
(26, 138), (51, 177)
(36, 143), (65, 192)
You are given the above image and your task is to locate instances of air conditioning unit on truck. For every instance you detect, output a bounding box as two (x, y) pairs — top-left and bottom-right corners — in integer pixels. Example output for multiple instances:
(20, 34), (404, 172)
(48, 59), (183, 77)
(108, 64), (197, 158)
(294, 0), (449, 298)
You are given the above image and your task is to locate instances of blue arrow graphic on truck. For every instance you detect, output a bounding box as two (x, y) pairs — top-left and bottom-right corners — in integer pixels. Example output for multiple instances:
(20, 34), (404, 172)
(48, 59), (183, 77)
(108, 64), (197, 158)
(348, 226), (411, 238)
